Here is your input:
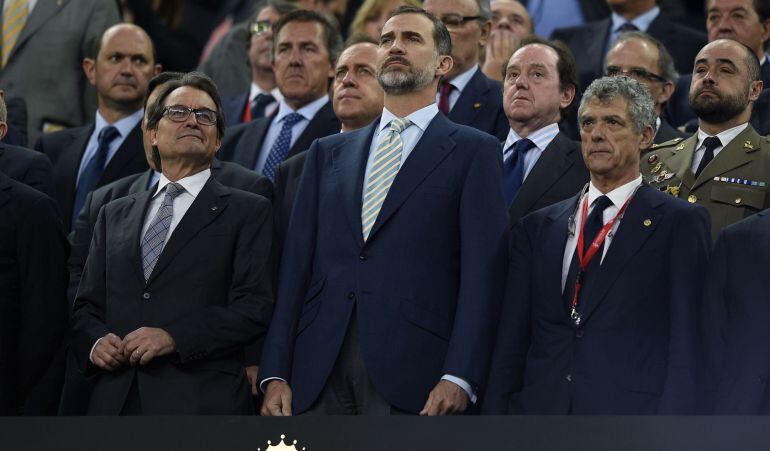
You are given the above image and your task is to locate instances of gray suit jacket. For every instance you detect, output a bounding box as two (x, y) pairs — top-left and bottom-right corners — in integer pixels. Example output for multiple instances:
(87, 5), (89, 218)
(0, 0), (120, 144)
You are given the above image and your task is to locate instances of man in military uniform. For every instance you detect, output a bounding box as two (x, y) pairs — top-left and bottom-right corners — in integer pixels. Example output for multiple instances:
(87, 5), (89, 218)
(642, 39), (770, 240)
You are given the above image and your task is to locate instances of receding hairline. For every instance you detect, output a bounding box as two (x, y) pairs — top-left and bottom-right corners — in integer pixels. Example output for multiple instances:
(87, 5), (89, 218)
(98, 23), (154, 59)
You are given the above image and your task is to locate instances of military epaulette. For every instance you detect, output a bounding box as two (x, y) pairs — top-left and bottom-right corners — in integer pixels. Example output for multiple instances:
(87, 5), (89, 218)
(649, 137), (684, 150)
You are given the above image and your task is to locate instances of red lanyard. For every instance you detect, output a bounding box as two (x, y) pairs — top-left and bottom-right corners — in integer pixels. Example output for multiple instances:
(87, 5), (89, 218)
(570, 194), (633, 319)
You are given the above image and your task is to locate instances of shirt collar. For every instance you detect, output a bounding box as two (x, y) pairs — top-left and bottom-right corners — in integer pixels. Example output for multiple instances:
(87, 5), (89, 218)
(587, 175), (643, 211)
(154, 168), (211, 199)
(696, 122), (749, 149)
(611, 6), (660, 33)
(446, 65), (479, 93)
(249, 83), (283, 104)
(503, 123), (560, 154)
(94, 108), (143, 138)
(378, 103), (439, 133)
(761, 53), (768, 66)
(274, 95), (328, 124)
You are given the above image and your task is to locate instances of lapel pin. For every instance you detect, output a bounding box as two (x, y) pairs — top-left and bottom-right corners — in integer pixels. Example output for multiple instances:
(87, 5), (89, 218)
(643, 219), (652, 227)
(744, 140), (754, 150)
(651, 162), (662, 174)
(675, 144), (685, 151)
(666, 185), (680, 197)
(647, 154), (659, 164)
(473, 102), (481, 109)
(211, 206), (218, 211)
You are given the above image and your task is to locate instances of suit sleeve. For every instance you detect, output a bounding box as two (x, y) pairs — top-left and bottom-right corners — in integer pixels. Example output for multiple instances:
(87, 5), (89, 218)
(79, 2), (120, 121)
(658, 204), (711, 414)
(258, 140), (321, 383)
(482, 220), (533, 414)
(16, 195), (69, 395)
(67, 191), (96, 304)
(71, 205), (111, 373)
(164, 196), (275, 363)
(441, 134), (509, 393)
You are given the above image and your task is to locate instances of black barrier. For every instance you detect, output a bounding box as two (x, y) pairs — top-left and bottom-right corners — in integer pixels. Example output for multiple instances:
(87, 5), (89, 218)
(1, 416), (769, 451)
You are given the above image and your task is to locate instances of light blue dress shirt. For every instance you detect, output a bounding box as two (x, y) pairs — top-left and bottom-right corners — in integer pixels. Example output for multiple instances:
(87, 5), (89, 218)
(76, 109), (143, 186)
(502, 122), (560, 181)
(606, 6), (660, 53)
(529, 0), (585, 40)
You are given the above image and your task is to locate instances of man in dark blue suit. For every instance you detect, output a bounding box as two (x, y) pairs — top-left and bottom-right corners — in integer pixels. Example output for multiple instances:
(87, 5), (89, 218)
(423, 0), (509, 141)
(483, 76), (711, 415)
(259, 6), (508, 416)
(703, 209), (770, 414)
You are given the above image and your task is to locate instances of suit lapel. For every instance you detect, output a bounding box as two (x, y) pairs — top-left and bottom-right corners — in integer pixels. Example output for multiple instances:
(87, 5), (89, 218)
(579, 186), (663, 323)
(448, 69), (487, 125)
(61, 126), (93, 213)
(99, 122), (143, 185)
(122, 189), (155, 283)
(545, 195), (580, 315)
(693, 126), (761, 190)
(130, 169), (154, 194)
(290, 101), (339, 158)
(8, 0), (65, 63)
(334, 124), (375, 247)
(234, 117), (271, 169)
(510, 133), (578, 222)
(0, 174), (12, 209)
(146, 178), (230, 285)
(365, 114), (456, 242)
(588, 19), (611, 76)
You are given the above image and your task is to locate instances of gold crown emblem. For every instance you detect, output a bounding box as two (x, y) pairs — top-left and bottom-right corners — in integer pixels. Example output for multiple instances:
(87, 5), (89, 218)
(258, 434), (307, 451)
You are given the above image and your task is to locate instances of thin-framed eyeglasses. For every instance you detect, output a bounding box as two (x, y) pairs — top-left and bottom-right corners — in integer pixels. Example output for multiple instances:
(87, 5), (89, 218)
(250, 20), (273, 36)
(605, 65), (668, 83)
(439, 14), (482, 30)
(163, 105), (218, 126)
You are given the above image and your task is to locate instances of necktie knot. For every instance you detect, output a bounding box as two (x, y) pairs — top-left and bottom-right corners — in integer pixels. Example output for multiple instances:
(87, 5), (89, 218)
(389, 117), (412, 134)
(703, 136), (722, 152)
(164, 182), (185, 200)
(696, 136), (722, 177)
(250, 93), (276, 119)
(439, 81), (454, 96)
(98, 125), (120, 147)
(591, 195), (613, 217)
(617, 22), (639, 33)
(282, 112), (304, 127)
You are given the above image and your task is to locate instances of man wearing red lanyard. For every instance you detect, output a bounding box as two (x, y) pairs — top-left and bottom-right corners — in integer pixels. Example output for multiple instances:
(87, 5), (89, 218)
(483, 75), (711, 415)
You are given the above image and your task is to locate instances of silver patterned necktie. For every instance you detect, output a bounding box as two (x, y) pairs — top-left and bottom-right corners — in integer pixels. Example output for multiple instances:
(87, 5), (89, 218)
(140, 182), (185, 281)
(361, 117), (412, 241)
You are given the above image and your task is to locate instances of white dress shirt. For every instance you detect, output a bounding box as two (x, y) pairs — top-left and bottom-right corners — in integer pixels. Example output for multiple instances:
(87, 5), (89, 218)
(561, 176), (643, 291)
(502, 123), (560, 181)
(76, 109), (144, 186)
(248, 82), (282, 118)
(690, 123), (749, 174)
(435, 65), (479, 112)
(254, 95), (329, 173)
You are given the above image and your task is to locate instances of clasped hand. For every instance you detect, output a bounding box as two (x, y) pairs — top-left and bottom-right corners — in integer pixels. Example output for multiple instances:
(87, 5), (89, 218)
(91, 327), (176, 371)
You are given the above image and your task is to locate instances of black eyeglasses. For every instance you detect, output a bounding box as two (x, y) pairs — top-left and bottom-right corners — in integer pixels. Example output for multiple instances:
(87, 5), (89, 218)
(439, 14), (482, 29)
(605, 65), (668, 83)
(250, 20), (273, 36)
(163, 105), (218, 126)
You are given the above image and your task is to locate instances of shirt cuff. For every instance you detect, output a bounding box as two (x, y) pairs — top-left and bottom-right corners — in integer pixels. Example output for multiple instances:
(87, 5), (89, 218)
(89, 337), (104, 364)
(441, 374), (477, 404)
(260, 377), (287, 394)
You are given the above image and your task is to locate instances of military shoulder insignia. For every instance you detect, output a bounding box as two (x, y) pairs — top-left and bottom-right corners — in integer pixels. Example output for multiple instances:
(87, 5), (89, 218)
(652, 137), (683, 149)
(658, 184), (681, 197)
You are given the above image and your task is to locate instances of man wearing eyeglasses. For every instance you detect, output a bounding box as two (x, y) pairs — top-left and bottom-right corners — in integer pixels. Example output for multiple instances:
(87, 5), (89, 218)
(604, 31), (686, 144)
(423, 0), (509, 141)
(221, 1), (292, 127)
(71, 72), (274, 415)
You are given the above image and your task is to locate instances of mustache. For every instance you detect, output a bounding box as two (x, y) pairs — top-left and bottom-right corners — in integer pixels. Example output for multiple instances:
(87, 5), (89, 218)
(382, 56), (411, 68)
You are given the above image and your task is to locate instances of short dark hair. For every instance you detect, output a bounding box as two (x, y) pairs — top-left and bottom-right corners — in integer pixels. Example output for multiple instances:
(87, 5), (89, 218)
(143, 72), (184, 111)
(509, 35), (579, 95)
(146, 71), (226, 140)
(755, 0), (770, 23)
(388, 6), (453, 57)
(271, 9), (343, 63)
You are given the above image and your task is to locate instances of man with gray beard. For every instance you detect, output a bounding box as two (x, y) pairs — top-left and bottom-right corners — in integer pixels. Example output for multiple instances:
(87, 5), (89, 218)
(642, 39), (770, 240)
(259, 6), (508, 416)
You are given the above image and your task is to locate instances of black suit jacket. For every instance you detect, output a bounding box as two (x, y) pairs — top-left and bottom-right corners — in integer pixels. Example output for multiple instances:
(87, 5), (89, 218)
(223, 91), (249, 127)
(71, 177), (274, 415)
(654, 118), (687, 144)
(2, 95), (28, 147)
(508, 132), (588, 227)
(35, 121), (148, 229)
(449, 69), (509, 141)
(551, 12), (706, 93)
(218, 100), (340, 170)
(666, 61), (770, 129)
(0, 172), (68, 414)
(0, 142), (54, 196)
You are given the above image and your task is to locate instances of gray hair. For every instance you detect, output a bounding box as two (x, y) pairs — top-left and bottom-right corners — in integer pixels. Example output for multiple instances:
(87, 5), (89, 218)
(0, 96), (6, 123)
(613, 31), (678, 84)
(579, 76), (656, 134)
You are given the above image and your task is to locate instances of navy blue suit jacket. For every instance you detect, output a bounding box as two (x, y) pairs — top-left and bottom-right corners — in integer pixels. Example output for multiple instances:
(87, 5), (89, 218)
(704, 209), (770, 414)
(222, 91), (249, 127)
(484, 184), (710, 414)
(448, 69), (508, 141)
(259, 113), (509, 413)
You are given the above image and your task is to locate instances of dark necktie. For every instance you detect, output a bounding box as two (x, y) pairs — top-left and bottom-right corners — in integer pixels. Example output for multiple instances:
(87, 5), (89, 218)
(695, 136), (722, 177)
(504, 139), (536, 204)
(72, 125), (120, 227)
(262, 112), (304, 181)
(563, 195), (614, 307)
(617, 22), (639, 33)
(438, 81), (454, 115)
(250, 93), (275, 120)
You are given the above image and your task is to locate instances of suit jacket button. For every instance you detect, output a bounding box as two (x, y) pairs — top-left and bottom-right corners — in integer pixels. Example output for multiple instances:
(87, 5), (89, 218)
(566, 374), (573, 382)
(359, 254), (367, 261)
(142, 292), (151, 300)
(347, 292), (355, 300)
(575, 330), (584, 338)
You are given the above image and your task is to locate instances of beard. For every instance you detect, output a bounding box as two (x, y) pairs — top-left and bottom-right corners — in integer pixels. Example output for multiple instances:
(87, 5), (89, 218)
(689, 85), (749, 124)
(377, 54), (438, 95)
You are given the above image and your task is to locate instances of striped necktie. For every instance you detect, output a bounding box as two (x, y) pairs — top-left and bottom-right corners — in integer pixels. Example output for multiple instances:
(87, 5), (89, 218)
(2, 0), (29, 68)
(140, 183), (185, 281)
(361, 117), (411, 241)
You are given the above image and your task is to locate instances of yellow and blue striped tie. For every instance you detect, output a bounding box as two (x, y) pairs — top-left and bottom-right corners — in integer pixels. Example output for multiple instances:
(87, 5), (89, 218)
(361, 117), (411, 241)
(2, 0), (29, 68)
